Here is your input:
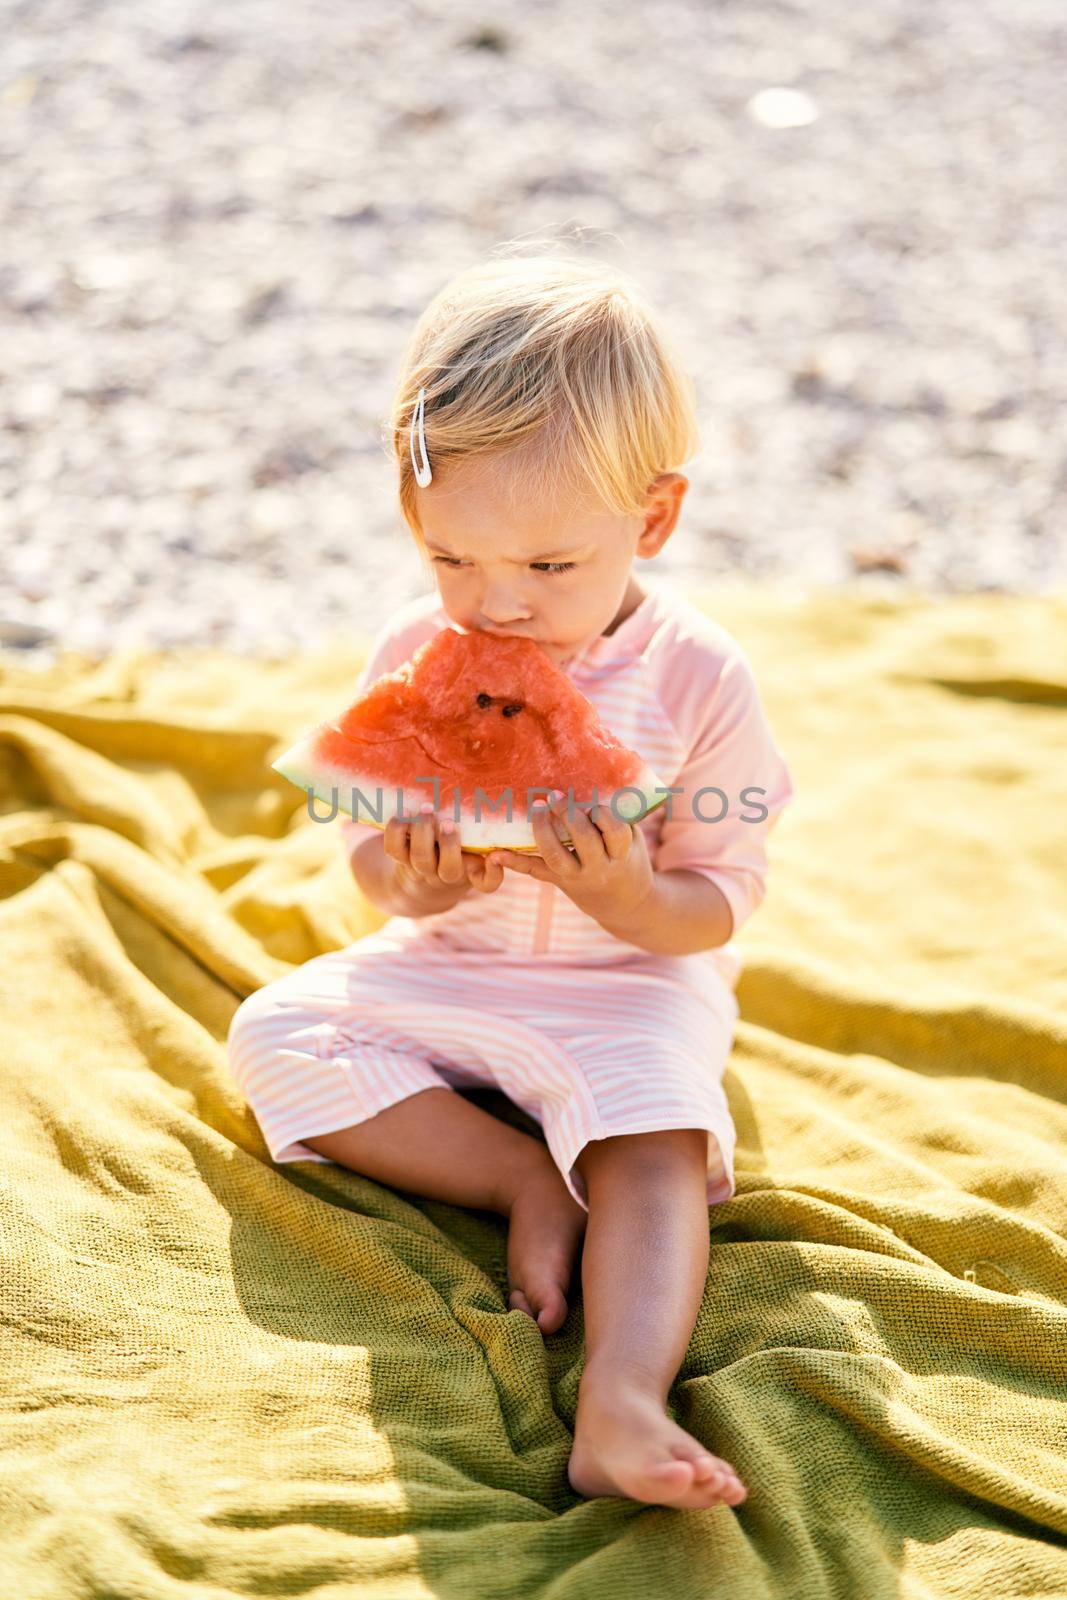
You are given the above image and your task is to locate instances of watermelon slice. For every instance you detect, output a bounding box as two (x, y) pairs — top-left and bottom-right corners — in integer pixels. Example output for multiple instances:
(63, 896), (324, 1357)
(271, 626), (670, 854)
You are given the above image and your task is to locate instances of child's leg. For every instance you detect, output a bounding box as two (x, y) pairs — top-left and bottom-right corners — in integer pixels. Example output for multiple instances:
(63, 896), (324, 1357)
(567, 1130), (748, 1510)
(303, 1086), (542, 1213)
(303, 1088), (587, 1333)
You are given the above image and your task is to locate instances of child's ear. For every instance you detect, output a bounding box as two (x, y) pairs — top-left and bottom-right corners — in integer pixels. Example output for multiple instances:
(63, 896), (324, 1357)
(639, 473), (688, 553)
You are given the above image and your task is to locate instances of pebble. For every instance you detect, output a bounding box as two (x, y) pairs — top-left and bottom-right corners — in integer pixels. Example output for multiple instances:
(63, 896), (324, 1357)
(2, 0), (1065, 668)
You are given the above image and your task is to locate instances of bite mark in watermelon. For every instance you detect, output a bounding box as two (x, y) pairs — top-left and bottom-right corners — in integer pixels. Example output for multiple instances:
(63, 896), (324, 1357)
(271, 626), (670, 854)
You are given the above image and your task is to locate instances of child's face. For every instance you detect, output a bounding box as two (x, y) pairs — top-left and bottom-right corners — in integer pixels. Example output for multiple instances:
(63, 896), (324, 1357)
(413, 447), (686, 667)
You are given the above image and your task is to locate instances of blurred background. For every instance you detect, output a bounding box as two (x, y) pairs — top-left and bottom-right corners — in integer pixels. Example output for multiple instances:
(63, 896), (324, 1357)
(2, 0), (1064, 664)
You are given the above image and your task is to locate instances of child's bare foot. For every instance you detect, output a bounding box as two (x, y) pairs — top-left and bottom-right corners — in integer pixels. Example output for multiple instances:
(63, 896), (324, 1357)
(568, 1371), (748, 1509)
(502, 1156), (587, 1336)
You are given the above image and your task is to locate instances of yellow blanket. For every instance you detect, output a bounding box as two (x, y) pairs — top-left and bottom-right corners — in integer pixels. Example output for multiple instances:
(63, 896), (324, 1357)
(2, 583), (1065, 1600)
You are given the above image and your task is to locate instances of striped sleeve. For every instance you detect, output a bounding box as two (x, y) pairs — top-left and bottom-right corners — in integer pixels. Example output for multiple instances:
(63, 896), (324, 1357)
(653, 646), (795, 939)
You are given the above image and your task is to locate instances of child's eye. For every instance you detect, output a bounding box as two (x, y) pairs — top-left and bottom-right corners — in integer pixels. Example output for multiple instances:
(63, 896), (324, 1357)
(432, 557), (577, 575)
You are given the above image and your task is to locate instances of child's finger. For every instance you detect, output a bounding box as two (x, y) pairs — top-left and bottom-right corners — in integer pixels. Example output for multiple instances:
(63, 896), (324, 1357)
(486, 853), (505, 890)
(406, 808), (441, 881)
(590, 803), (633, 860)
(383, 814), (412, 866)
(464, 849), (501, 893)
(434, 814), (468, 886)
(460, 848), (484, 884)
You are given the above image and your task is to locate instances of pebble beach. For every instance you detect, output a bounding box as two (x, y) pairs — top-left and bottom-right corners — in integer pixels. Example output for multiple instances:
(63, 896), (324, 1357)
(2, 0), (1065, 666)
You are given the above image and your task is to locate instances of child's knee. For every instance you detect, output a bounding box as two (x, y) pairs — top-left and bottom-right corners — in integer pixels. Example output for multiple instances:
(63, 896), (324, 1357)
(576, 1128), (708, 1187)
(227, 986), (278, 1042)
(225, 983), (309, 1073)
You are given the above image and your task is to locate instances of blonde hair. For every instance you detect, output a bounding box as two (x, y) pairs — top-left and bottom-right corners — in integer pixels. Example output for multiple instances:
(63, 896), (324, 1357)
(388, 248), (700, 544)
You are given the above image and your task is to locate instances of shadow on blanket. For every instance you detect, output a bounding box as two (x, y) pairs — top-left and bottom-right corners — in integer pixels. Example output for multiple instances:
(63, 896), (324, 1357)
(1, 581), (1065, 1599)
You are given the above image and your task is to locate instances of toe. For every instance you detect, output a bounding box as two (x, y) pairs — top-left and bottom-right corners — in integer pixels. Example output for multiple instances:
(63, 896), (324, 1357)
(690, 1454), (722, 1483)
(533, 1284), (568, 1335)
(648, 1458), (743, 1511)
(509, 1288), (534, 1317)
(710, 1457), (746, 1495)
(672, 1440), (745, 1500)
(646, 1458), (697, 1491)
(709, 1463), (747, 1503)
(640, 1458), (706, 1505)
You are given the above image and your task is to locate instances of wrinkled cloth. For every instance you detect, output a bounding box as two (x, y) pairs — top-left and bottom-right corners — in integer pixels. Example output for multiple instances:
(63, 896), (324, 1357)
(1, 582), (1066, 1599)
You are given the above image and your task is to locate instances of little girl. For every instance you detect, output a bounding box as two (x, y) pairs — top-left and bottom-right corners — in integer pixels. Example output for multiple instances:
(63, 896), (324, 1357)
(227, 250), (795, 1511)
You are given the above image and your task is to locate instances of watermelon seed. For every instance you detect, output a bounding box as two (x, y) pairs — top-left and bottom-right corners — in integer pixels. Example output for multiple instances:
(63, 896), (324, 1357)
(475, 693), (492, 708)
(502, 703), (523, 717)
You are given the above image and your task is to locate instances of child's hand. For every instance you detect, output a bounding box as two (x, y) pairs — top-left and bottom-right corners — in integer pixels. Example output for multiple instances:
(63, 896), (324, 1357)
(385, 803), (472, 905)
(462, 849), (507, 896)
(489, 792), (655, 926)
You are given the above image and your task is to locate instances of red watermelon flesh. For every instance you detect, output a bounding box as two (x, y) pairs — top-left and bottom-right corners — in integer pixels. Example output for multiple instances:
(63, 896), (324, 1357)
(271, 626), (669, 854)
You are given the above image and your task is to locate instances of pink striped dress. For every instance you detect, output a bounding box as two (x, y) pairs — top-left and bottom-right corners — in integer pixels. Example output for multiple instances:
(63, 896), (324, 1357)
(226, 578), (795, 1211)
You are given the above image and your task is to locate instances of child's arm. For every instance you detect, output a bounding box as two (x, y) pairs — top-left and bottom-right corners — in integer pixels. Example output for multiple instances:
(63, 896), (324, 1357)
(593, 867), (735, 955)
(493, 635), (795, 956)
(492, 799), (736, 956)
(650, 643), (796, 946)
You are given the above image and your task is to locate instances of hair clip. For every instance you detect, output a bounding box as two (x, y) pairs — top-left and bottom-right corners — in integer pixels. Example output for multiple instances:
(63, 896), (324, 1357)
(410, 387), (432, 487)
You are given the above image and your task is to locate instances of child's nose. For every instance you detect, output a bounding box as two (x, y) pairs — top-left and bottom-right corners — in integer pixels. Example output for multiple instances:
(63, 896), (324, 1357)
(481, 606), (533, 628)
(483, 608), (534, 627)
(480, 584), (532, 625)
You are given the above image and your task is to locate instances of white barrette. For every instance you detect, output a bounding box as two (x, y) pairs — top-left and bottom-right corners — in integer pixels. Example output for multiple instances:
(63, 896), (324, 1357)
(410, 386), (432, 487)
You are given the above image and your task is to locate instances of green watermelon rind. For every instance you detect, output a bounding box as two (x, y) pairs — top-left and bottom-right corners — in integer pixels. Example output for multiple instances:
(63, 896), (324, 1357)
(272, 735), (671, 855)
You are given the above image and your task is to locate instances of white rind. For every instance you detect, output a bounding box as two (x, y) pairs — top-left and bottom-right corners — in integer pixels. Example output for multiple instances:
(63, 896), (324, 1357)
(272, 733), (670, 854)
